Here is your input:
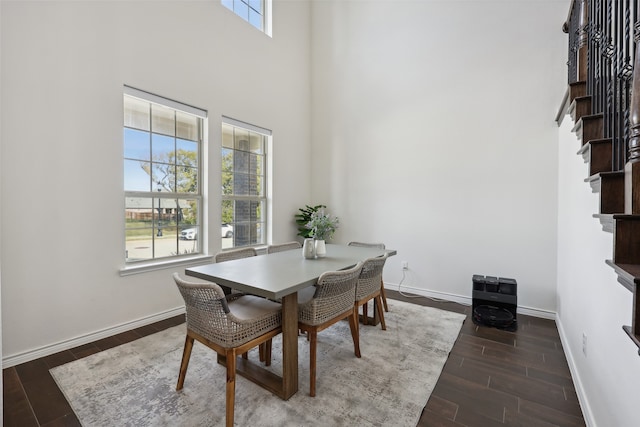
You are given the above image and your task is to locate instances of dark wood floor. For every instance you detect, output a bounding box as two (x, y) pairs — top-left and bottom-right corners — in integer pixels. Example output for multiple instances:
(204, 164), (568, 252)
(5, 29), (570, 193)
(3, 290), (585, 427)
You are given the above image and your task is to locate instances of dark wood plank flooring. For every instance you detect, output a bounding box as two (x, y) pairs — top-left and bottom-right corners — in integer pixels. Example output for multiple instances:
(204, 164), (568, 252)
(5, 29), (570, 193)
(3, 290), (585, 426)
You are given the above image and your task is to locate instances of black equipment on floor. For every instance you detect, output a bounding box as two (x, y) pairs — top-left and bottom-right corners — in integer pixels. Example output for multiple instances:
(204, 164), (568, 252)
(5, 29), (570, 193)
(472, 275), (517, 331)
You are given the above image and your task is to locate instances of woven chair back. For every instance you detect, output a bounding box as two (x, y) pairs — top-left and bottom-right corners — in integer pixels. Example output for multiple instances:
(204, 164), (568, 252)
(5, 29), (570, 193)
(348, 241), (386, 250)
(214, 247), (257, 263)
(299, 262), (363, 326)
(267, 241), (302, 254)
(355, 252), (388, 301)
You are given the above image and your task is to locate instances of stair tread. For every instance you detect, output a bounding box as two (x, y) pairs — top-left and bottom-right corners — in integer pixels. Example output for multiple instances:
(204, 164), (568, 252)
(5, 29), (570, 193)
(584, 171), (624, 183)
(605, 260), (640, 290)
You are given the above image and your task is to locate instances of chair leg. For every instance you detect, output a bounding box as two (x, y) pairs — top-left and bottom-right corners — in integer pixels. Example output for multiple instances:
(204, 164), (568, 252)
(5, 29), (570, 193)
(176, 335), (194, 391)
(375, 295), (386, 330)
(380, 279), (389, 312)
(258, 344), (264, 362)
(348, 308), (361, 358)
(265, 339), (272, 366)
(225, 349), (236, 427)
(362, 301), (369, 325)
(309, 330), (317, 397)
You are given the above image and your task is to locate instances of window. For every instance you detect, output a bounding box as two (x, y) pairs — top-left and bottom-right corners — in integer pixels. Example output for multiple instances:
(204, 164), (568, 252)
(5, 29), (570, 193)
(221, 0), (271, 35)
(221, 117), (270, 250)
(123, 86), (206, 264)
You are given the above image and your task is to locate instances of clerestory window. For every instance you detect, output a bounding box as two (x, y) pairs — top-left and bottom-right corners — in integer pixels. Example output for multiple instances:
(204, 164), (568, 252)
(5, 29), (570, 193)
(221, 0), (271, 36)
(123, 86), (206, 264)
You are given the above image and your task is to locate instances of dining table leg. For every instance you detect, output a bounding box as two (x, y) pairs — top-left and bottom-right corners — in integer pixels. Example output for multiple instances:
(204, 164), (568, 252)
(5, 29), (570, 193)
(280, 292), (299, 399)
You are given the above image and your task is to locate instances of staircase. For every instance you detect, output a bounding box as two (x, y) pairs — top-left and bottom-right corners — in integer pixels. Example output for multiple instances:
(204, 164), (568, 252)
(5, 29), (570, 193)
(559, 0), (640, 354)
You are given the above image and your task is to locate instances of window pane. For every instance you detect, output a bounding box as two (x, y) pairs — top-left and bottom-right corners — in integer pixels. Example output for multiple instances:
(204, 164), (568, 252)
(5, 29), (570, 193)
(125, 228), (153, 261)
(154, 225), (178, 258)
(124, 128), (150, 160)
(124, 97), (150, 131)
(222, 124), (234, 149)
(125, 197), (153, 227)
(179, 224), (199, 254)
(233, 173), (249, 196)
(152, 163), (176, 192)
(234, 127), (250, 151)
(176, 165), (198, 194)
(124, 159), (152, 191)
(222, 148), (233, 173)
(234, 0), (249, 20)
(248, 0), (262, 14)
(250, 221), (263, 245)
(249, 132), (264, 154)
(176, 111), (199, 141)
(176, 139), (198, 166)
(125, 197), (154, 261)
(250, 153), (263, 175)
(152, 134), (175, 160)
(222, 199), (234, 224)
(249, 8), (263, 30)
(222, 0), (233, 11)
(222, 151), (233, 195)
(233, 223), (251, 247)
(234, 150), (249, 174)
(178, 198), (198, 226)
(151, 104), (175, 136)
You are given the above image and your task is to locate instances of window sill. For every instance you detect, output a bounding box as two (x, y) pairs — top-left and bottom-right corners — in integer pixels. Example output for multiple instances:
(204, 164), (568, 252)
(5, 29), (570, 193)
(119, 254), (214, 276)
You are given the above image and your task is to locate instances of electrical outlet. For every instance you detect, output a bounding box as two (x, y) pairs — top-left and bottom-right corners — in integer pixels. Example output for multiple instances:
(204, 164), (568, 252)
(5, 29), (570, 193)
(582, 333), (587, 356)
(401, 261), (409, 270)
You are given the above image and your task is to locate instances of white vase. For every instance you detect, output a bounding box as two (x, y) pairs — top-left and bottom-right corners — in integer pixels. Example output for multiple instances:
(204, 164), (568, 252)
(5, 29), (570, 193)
(302, 238), (316, 259)
(315, 239), (326, 258)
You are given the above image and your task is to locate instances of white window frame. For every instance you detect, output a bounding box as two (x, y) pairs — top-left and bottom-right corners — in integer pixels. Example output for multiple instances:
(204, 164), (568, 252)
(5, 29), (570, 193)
(221, 116), (271, 250)
(122, 86), (209, 274)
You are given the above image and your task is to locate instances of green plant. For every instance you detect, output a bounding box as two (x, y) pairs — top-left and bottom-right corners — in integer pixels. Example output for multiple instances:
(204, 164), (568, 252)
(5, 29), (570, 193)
(306, 210), (339, 241)
(295, 204), (326, 238)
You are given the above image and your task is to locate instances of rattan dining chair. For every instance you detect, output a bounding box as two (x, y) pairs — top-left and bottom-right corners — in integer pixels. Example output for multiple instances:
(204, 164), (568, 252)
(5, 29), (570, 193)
(297, 262), (363, 397)
(266, 241), (302, 254)
(214, 247), (257, 262)
(347, 241), (389, 312)
(173, 273), (282, 427)
(214, 247), (257, 295)
(355, 252), (389, 331)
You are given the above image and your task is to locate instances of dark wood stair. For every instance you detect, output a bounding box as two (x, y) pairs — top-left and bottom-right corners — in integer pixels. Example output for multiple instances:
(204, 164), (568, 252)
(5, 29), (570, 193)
(577, 138), (612, 176)
(585, 172), (624, 214)
(561, 79), (640, 354)
(572, 114), (604, 146)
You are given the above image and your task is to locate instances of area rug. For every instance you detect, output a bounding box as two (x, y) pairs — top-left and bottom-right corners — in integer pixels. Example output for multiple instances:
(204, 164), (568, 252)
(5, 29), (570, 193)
(50, 299), (465, 427)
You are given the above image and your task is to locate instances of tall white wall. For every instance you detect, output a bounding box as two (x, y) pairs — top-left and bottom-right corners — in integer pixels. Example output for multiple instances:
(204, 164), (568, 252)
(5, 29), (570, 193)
(310, 0), (567, 315)
(557, 117), (640, 426)
(0, 0), (311, 362)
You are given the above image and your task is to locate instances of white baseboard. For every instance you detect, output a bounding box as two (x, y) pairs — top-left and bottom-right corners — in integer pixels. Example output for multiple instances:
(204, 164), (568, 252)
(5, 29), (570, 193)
(555, 317), (594, 427)
(385, 282), (556, 320)
(2, 306), (186, 368)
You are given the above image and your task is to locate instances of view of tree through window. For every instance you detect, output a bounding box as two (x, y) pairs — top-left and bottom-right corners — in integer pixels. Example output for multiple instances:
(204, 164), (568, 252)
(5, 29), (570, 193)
(124, 89), (204, 263)
(222, 121), (268, 249)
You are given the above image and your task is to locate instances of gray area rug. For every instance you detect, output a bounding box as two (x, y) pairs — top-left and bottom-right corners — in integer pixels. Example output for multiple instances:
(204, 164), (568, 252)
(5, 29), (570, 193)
(50, 299), (465, 426)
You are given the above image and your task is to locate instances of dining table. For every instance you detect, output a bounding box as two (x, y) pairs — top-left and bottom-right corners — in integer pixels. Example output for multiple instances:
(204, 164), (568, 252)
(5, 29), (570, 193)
(184, 243), (394, 400)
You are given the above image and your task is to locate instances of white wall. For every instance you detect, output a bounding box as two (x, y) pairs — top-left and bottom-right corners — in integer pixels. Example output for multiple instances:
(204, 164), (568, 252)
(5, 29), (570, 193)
(0, 0), (311, 362)
(310, 0), (567, 315)
(557, 117), (640, 427)
(0, 0), (4, 415)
